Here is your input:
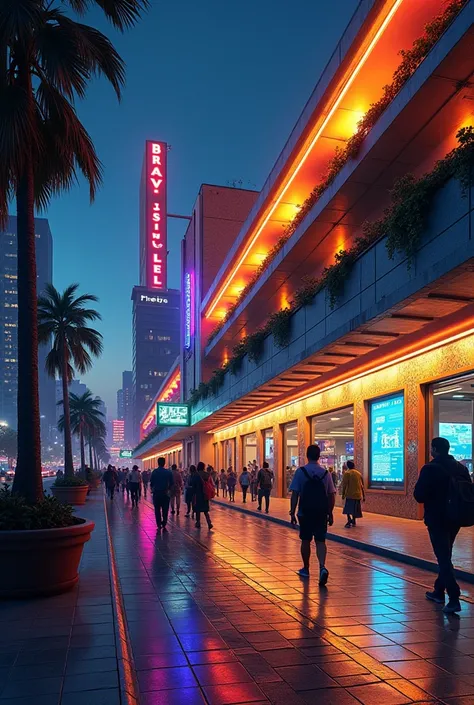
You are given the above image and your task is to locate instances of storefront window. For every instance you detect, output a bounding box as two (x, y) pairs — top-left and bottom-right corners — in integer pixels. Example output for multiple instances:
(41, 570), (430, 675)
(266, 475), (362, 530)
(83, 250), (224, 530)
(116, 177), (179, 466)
(311, 407), (354, 486)
(242, 433), (257, 469)
(264, 429), (274, 470)
(431, 373), (474, 472)
(368, 393), (404, 489)
(213, 443), (219, 470)
(283, 421), (298, 496)
(222, 438), (236, 471)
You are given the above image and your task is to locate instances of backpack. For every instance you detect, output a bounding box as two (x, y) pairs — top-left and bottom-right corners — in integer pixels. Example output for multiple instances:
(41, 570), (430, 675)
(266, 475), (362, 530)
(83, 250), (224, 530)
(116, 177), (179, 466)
(202, 476), (216, 500)
(260, 469), (273, 489)
(299, 467), (329, 518)
(446, 470), (474, 527)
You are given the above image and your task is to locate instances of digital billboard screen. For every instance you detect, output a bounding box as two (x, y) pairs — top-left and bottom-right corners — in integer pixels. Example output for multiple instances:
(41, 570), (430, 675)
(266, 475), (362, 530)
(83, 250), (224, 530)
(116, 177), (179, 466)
(369, 393), (405, 488)
(439, 422), (472, 462)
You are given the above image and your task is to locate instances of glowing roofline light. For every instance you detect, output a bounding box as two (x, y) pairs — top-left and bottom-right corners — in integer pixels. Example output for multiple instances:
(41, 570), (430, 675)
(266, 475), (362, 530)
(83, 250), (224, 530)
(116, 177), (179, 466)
(141, 444), (183, 462)
(210, 325), (474, 435)
(205, 0), (405, 320)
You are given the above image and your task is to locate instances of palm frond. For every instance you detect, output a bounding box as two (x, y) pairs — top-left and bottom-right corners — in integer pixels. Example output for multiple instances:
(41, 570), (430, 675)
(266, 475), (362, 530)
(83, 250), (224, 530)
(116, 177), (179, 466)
(63, 0), (150, 32)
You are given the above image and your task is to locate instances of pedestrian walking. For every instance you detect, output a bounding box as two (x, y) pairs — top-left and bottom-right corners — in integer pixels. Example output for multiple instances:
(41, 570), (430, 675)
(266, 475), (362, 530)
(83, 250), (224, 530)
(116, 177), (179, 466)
(129, 465), (141, 508)
(239, 467), (251, 503)
(289, 444), (336, 584)
(185, 465), (197, 517)
(341, 460), (365, 527)
(191, 461), (214, 529)
(414, 436), (473, 614)
(103, 464), (118, 500)
(257, 462), (274, 513)
(219, 469), (227, 498)
(142, 469), (150, 498)
(150, 457), (174, 531)
(121, 468), (128, 494)
(170, 464), (184, 515)
(211, 467), (219, 497)
(227, 468), (237, 502)
(250, 467), (258, 501)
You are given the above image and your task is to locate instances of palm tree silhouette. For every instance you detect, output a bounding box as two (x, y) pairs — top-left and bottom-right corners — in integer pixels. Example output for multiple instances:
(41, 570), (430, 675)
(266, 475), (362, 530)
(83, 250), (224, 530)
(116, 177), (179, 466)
(38, 283), (103, 478)
(0, 0), (148, 502)
(58, 391), (106, 475)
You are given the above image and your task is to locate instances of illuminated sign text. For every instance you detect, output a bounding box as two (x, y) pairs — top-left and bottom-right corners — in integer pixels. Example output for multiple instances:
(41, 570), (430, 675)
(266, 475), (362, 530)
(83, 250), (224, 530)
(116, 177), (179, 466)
(146, 141), (167, 289)
(157, 402), (190, 427)
(184, 272), (193, 349)
(140, 294), (169, 304)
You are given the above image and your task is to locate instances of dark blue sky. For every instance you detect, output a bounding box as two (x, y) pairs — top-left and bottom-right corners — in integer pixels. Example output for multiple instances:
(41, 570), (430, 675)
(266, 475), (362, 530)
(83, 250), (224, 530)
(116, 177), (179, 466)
(47, 0), (358, 417)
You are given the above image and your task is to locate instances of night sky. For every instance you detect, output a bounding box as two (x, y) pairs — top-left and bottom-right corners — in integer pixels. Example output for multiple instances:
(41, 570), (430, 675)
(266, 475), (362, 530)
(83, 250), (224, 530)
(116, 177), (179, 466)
(46, 0), (358, 416)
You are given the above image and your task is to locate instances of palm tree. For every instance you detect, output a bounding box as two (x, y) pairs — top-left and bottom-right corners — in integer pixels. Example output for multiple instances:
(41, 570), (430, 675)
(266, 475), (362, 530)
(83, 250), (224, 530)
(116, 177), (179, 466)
(58, 391), (105, 474)
(38, 284), (103, 477)
(1, 0), (148, 503)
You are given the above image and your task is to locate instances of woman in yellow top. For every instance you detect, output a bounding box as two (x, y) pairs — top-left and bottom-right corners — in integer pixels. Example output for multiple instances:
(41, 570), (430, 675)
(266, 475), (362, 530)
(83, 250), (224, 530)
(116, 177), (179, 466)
(341, 460), (365, 528)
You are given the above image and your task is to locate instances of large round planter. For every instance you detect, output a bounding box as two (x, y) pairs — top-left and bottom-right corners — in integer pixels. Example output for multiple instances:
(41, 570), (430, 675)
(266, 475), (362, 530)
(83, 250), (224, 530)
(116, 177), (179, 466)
(0, 519), (95, 597)
(51, 484), (89, 505)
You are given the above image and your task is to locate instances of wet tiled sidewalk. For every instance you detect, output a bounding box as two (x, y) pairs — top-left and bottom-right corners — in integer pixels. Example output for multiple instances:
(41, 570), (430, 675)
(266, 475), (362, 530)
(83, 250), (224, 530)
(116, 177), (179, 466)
(106, 492), (474, 704)
(0, 493), (121, 705)
(214, 494), (474, 577)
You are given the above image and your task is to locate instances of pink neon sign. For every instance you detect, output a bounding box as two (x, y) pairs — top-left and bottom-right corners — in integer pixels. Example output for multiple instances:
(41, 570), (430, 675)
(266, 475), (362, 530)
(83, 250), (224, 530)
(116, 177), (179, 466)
(146, 140), (167, 289)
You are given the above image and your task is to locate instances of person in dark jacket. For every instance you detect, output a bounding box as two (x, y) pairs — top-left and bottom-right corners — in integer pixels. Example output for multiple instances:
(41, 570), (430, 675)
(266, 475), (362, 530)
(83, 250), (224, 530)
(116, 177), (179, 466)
(414, 436), (472, 614)
(190, 461), (213, 529)
(150, 457), (174, 530)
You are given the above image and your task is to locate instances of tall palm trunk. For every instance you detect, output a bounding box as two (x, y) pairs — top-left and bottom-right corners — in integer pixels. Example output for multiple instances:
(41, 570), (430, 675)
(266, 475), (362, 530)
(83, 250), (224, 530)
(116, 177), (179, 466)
(88, 433), (93, 470)
(79, 426), (85, 475)
(12, 155), (42, 504)
(61, 349), (74, 477)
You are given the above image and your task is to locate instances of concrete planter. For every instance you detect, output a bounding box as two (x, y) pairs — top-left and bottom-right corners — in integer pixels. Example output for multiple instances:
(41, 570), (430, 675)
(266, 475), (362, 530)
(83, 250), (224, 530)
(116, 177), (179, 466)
(51, 484), (89, 505)
(0, 519), (95, 597)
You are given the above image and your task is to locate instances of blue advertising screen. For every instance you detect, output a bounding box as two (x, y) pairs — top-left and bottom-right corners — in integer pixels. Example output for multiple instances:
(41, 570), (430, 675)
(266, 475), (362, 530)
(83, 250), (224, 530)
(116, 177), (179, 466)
(439, 422), (472, 462)
(369, 393), (405, 488)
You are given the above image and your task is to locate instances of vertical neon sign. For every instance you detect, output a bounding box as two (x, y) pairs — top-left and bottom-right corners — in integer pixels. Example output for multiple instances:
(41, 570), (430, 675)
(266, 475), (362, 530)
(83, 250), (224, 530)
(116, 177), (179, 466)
(184, 272), (193, 349)
(146, 140), (167, 289)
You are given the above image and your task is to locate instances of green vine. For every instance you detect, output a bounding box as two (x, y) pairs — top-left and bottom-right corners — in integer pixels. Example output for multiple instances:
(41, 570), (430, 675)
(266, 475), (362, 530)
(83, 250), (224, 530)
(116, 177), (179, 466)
(246, 329), (267, 362)
(268, 308), (293, 349)
(207, 0), (468, 346)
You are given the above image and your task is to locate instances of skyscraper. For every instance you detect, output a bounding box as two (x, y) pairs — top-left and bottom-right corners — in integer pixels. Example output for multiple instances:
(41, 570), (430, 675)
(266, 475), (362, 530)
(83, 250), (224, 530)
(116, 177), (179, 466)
(0, 216), (55, 439)
(131, 142), (180, 443)
(119, 371), (133, 445)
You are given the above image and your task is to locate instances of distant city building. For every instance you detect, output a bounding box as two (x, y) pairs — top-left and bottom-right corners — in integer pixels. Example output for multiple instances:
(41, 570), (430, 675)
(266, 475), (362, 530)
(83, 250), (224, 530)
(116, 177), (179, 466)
(112, 419), (125, 448)
(0, 216), (55, 439)
(117, 370), (133, 444)
(117, 388), (124, 419)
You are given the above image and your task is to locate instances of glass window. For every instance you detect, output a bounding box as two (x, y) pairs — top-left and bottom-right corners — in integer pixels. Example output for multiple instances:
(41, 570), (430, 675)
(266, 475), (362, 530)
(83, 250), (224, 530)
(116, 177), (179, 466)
(222, 438), (236, 471)
(311, 406), (354, 486)
(283, 421), (298, 496)
(242, 433), (257, 469)
(368, 393), (405, 489)
(264, 429), (274, 470)
(430, 372), (474, 473)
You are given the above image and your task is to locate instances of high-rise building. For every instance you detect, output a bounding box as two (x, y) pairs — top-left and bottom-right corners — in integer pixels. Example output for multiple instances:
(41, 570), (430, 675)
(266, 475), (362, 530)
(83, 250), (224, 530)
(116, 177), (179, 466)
(131, 142), (180, 443)
(0, 216), (55, 439)
(117, 388), (124, 420)
(112, 419), (125, 447)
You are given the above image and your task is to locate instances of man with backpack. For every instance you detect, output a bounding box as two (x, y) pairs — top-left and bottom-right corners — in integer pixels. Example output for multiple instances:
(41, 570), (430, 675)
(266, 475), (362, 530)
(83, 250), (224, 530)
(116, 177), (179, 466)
(257, 462), (274, 513)
(289, 444), (336, 585)
(414, 436), (472, 614)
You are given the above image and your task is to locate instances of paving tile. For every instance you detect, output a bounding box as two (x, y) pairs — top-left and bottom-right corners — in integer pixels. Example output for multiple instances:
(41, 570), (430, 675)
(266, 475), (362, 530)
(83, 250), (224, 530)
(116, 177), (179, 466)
(179, 634), (228, 652)
(262, 650), (310, 667)
(203, 682), (266, 705)
(0, 697), (60, 705)
(349, 682), (411, 704)
(275, 664), (337, 691)
(65, 657), (119, 675)
(60, 689), (121, 705)
(141, 688), (206, 705)
(138, 665), (197, 692)
(134, 653), (188, 670)
(0, 676), (62, 699)
(383, 659), (448, 679)
(319, 659), (369, 677)
(187, 650), (238, 665)
(363, 645), (420, 662)
(193, 662), (253, 686)
(63, 671), (119, 693)
(411, 676), (474, 699)
(299, 689), (362, 705)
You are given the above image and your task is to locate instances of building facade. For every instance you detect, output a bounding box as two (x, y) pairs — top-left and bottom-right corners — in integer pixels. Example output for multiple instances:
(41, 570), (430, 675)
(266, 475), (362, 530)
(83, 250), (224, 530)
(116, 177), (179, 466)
(135, 0), (474, 519)
(0, 216), (55, 440)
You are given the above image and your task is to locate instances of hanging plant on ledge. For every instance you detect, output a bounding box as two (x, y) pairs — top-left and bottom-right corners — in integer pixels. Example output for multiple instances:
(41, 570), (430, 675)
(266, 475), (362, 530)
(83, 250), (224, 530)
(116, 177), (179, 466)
(206, 0), (469, 347)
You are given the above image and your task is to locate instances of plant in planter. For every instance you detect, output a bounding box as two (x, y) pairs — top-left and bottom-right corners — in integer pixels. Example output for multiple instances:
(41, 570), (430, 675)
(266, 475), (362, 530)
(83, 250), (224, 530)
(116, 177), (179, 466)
(0, 487), (94, 597)
(51, 475), (90, 506)
(0, 0), (147, 597)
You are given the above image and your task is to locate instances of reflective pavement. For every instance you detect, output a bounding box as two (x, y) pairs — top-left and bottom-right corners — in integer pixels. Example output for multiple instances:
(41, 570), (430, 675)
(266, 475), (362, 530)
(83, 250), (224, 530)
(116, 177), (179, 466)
(105, 492), (474, 705)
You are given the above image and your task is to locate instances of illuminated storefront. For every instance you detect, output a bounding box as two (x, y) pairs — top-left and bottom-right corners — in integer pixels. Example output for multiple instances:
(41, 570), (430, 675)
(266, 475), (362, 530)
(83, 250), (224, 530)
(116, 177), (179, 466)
(135, 0), (474, 519)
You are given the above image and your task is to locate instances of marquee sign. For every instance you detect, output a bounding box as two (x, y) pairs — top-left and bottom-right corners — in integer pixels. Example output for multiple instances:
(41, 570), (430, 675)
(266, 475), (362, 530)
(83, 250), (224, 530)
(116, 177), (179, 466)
(119, 449), (133, 459)
(156, 402), (190, 427)
(145, 140), (167, 290)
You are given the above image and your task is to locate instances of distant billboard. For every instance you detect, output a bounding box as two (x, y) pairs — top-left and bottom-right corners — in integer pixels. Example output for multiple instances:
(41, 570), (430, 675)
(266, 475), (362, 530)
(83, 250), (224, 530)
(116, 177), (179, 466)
(119, 449), (133, 459)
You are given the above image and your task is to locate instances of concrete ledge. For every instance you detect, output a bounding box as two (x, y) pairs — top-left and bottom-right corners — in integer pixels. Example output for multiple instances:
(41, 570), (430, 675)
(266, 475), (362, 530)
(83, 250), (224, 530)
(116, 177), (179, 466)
(213, 498), (474, 587)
